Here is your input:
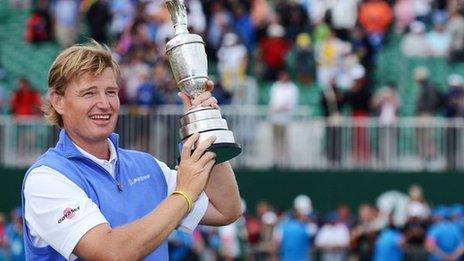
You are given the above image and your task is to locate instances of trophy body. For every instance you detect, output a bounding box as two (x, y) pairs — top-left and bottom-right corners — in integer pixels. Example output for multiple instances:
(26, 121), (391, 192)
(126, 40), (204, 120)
(165, 0), (241, 163)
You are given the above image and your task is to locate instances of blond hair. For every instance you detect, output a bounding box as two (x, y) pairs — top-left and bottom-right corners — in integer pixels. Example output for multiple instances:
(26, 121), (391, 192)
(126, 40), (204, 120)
(43, 40), (120, 127)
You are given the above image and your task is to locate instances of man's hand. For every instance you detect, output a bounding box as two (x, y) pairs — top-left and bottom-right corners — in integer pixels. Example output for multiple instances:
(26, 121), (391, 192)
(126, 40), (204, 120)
(176, 133), (217, 201)
(178, 80), (219, 113)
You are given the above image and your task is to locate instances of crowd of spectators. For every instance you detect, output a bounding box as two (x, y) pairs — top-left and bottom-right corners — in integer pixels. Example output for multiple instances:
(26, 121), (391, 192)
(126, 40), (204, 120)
(164, 184), (464, 261)
(3, 0), (464, 170)
(3, 184), (464, 261)
(10, 0), (463, 117)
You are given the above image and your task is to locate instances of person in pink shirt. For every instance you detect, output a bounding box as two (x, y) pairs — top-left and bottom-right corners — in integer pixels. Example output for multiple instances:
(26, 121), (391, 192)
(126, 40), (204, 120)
(393, 0), (416, 34)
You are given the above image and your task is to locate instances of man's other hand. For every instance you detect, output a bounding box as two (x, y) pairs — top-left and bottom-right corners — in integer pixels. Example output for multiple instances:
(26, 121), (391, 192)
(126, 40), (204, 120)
(178, 80), (219, 112)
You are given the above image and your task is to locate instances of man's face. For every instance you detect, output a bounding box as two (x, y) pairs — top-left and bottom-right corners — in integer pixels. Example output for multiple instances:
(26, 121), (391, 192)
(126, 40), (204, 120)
(55, 68), (120, 144)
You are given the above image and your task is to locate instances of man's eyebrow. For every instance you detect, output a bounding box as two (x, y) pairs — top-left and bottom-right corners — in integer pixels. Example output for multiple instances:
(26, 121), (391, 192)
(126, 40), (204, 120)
(78, 86), (97, 94)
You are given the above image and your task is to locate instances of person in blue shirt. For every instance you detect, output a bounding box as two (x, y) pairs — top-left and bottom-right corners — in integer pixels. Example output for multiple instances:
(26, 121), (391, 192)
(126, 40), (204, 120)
(168, 229), (195, 261)
(5, 208), (24, 261)
(426, 207), (464, 261)
(450, 204), (464, 241)
(136, 74), (166, 110)
(274, 195), (314, 261)
(22, 40), (242, 260)
(373, 215), (403, 261)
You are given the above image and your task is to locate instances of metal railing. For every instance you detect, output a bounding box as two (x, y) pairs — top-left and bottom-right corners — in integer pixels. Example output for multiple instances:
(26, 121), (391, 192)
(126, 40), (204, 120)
(2, 106), (464, 171)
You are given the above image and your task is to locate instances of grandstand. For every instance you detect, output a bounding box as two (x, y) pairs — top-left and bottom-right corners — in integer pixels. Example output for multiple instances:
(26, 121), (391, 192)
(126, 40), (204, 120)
(0, 0), (58, 95)
(1, 1), (464, 116)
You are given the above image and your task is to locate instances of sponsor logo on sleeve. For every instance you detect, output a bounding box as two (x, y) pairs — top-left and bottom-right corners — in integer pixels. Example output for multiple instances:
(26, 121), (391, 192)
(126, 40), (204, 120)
(57, 206), (80, 224)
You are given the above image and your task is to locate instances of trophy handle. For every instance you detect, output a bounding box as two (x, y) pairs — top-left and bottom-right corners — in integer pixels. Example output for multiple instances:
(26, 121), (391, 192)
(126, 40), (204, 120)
(166, 0), (189, 35)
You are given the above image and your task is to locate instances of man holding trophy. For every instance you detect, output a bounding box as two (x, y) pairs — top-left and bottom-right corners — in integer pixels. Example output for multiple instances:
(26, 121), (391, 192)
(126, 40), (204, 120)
(21, 0), (242, 260)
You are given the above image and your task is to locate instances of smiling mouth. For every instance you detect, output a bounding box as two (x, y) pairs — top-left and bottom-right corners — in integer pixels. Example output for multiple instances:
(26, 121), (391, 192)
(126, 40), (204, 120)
(89, 114), (111, 120)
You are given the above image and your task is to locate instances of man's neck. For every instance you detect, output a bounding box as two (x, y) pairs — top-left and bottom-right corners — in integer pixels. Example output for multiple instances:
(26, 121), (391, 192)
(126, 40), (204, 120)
(78, 142), (110, 160)
(67, 133), (110, 160)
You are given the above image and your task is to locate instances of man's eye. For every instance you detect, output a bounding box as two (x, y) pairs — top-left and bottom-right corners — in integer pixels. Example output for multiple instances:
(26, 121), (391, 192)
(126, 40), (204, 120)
(84, 92), (94, 97)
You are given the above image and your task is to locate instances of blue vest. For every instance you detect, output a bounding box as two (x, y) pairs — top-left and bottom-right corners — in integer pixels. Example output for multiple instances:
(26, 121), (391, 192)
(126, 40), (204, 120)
(22, 130), (169, 260)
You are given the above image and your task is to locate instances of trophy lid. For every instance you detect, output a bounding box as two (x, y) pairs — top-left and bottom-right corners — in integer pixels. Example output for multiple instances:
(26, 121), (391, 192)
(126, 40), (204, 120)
(166, 34), (205, 54)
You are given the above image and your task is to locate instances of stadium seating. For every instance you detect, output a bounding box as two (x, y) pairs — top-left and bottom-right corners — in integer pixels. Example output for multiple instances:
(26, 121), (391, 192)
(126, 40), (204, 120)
(2, 0), (464, 118)
(0, 0), (59, 96)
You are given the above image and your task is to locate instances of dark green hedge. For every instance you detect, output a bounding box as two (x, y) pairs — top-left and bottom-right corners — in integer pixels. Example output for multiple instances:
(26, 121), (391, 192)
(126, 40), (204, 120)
(2, 169), (463, 214)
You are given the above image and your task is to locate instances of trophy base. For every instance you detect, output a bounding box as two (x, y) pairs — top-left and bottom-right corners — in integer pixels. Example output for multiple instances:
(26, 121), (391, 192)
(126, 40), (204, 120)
(180, 107), (242, 163)
(209, 143), (242, 164)
(181, 129), (242, 164)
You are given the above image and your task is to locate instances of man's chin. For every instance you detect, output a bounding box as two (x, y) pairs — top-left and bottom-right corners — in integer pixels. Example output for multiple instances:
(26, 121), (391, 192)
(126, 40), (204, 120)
(88, 122), (116, 139)
(91, 129), (114, 140)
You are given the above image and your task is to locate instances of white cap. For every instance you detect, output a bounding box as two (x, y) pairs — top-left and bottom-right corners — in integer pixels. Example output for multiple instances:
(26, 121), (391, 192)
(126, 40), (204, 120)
(267, 23), (285, 38)
(223, 32), (239, 46)
(294, 194), (312, 215)
(261, 211), (278, 225)
(410, 21), (425, 34)
(448, 74), (464, 86)
(407, 201), (429, 218)
(350, 64), (366, 80)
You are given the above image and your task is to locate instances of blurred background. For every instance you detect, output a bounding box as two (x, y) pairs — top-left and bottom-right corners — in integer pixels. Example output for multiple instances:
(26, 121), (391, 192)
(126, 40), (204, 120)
(2, 0), (464, 260)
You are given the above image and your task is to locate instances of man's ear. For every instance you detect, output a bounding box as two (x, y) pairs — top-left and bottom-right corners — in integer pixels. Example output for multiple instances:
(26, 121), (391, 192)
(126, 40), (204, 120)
(50, 91), (65, 115)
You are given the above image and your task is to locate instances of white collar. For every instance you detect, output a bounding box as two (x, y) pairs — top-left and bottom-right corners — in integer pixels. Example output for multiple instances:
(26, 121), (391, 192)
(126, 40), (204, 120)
(73, 139), (117, 164)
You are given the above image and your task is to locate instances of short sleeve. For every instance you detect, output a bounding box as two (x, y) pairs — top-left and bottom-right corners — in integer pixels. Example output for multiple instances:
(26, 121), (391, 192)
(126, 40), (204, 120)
(24, 166), (108, 260)
(154, 158), (209, 233)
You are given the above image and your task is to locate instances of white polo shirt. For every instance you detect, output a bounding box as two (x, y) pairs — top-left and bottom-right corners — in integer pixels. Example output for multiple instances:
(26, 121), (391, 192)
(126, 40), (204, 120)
(24, 139), (209, 260)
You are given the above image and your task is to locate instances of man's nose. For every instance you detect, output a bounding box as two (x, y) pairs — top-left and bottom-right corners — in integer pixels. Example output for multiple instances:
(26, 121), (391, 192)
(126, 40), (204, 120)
(96, 92), (111, 108)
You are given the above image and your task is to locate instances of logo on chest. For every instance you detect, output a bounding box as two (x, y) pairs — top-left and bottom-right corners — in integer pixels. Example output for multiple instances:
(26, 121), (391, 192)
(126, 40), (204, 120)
(128, 174), (150, 186)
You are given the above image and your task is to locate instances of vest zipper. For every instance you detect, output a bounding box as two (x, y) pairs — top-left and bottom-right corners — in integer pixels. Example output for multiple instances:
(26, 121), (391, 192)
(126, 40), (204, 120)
(74, 156), (123, 192)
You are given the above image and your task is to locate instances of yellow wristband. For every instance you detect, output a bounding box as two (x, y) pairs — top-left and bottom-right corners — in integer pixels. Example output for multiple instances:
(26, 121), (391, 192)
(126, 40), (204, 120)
(172, 190), (193, 213)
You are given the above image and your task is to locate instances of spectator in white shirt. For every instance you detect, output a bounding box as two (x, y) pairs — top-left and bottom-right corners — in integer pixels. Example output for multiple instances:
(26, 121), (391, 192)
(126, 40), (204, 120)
(315, 213), (350, 261)
(426, 19), (451, 57)
(401, 21), (430, 57)
(268, 71), (299, 168)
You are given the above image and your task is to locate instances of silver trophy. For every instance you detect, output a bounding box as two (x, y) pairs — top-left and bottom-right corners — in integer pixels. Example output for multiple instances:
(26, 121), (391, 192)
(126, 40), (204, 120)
(165, 0), (241, 163)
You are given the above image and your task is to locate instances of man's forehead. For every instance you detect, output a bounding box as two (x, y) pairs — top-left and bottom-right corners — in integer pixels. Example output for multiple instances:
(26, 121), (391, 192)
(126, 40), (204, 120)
(71, 69), (118, 87)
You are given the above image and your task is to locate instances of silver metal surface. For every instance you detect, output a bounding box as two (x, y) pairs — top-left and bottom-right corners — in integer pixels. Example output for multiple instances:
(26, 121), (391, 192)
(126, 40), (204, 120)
(166, 0), (188, 35)
(165, 0), (241, 162)
(165, 0), (208, 98)
(180, 118), (228, 138)
(181, 107), (222, 125)
(165, 34), (204, 53)
(166, 36), (208, 97)
(184, 130), (236, 145)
